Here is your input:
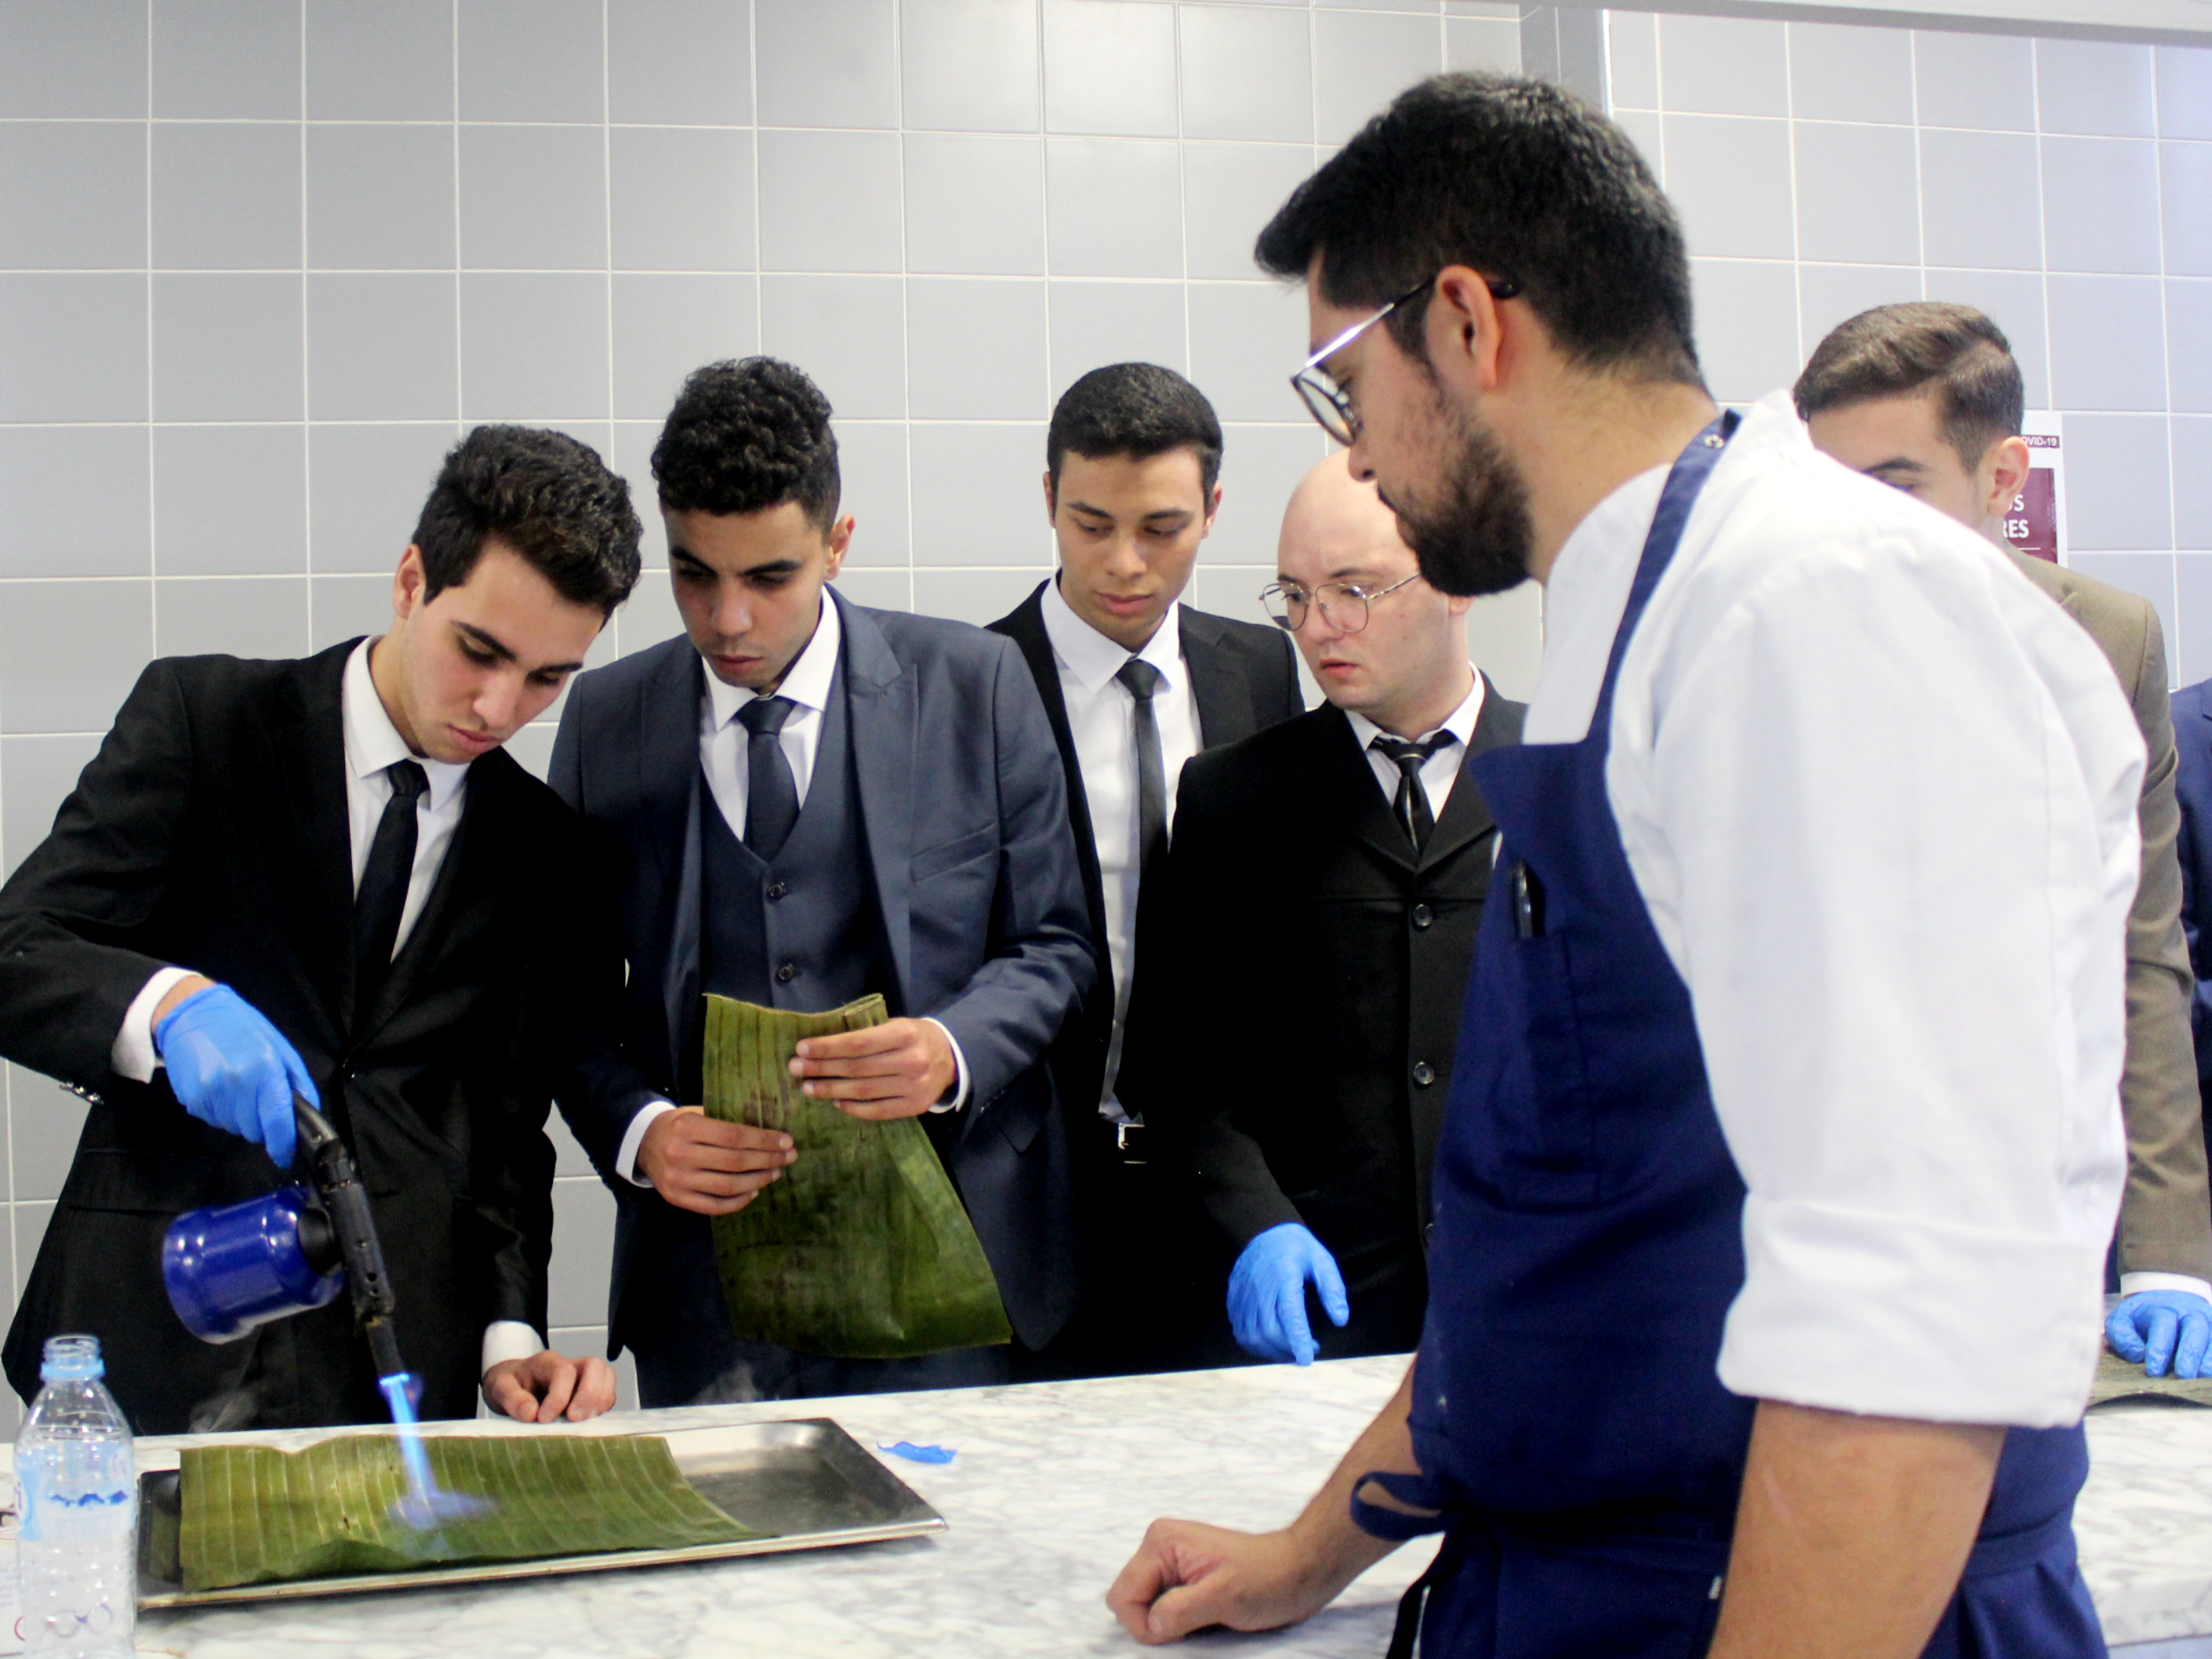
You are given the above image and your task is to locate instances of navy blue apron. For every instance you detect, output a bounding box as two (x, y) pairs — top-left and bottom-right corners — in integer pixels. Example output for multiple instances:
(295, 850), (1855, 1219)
(1353, 415), (2105, 1659)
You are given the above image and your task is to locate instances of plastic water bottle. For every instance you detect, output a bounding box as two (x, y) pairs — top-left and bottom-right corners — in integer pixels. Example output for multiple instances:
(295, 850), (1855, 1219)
(14, 1335), (136, 1655)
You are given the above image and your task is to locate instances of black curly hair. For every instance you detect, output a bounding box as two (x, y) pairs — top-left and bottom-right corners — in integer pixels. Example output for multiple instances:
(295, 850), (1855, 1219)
(1048, 363), (1222, 499)
(412, 425), (642, 617)
(652, 358), (841, 532)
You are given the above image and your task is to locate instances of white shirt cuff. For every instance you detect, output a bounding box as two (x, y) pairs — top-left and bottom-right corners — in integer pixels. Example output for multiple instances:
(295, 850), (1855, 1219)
(924, 1018), (970, 1113)
(617, 1100), (680, 1186)
(111, 966), (198, 1084)
(481, 1320), (545, 1378)
(2118, 1272), (2212, 1305)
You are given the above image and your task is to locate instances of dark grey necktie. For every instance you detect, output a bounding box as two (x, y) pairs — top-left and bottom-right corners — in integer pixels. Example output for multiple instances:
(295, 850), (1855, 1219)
(736, 695), (801, 859)
(354, 758), (427, 1015)
(1117, 658), (1168, 881)
(1371, 732), (1455, 852)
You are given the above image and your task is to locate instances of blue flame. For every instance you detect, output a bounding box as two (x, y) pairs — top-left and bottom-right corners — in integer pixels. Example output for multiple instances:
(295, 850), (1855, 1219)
(378, 1371), (490, 1532)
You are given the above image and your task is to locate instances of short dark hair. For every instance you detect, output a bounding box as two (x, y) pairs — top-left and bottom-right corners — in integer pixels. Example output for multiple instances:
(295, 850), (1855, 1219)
(1047, 363), (1224, 499)
(412, 425), (642, 616)
(1255, 73), (1702, 387)
(652, 358), (841, 531)
(1793, 303), (2025, 471)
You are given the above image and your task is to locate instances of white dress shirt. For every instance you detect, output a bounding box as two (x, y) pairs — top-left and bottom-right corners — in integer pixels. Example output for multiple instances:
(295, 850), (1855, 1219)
(1527, 393), (2139, 1429)
(1344, 671), (1486, 819)
(1039, 576), (1203, 1121)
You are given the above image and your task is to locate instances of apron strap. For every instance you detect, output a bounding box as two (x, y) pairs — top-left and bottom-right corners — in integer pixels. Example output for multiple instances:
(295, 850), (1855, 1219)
(1386, 1530), (1473, 1659)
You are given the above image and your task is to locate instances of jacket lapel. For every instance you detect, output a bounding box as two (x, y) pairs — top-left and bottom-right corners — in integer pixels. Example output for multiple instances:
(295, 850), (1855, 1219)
(635, 641), (706, 1071)
(1179, 606), (1260, 750)
(270, 643), (361, 1040)
(357, 750), (504, 1040)
(838, 590), (918, 1008)
(994, 583), (1108, 945)
(1330, 706), (1422, 875)
(1418, 675), (1513, 871)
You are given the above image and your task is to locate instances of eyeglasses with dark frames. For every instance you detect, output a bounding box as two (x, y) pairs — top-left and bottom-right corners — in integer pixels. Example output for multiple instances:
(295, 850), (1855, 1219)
(1291, 272), (1524, 445)
(1259, 572), (1423, 634)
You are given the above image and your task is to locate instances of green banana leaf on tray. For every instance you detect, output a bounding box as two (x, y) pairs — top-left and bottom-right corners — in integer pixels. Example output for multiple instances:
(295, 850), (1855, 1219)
(179, 1433), (757, 1592)
(703, 993), (1013, 1359)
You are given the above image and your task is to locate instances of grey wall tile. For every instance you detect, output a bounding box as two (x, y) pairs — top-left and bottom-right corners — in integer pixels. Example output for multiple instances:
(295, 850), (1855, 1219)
(0, 580), (152, 735)
(307, 0), (452, 122)
(1787, 24), (1912, 125)
(612, 274), (760, 420)
(7, 1060), (88, 1202)
(608, 420), (661, 543)
(1662, 115), (1793, 261)
(2047, 274), (2167, 412)
(1658, 15), (1785, 118)
(1209, 423), (1328, 567)
(906, 278), (1047, 420)
(1315, 11), (1442, 150)
(153, 0), (297, 118)
(618, 557), (688, 641)
(458, 273), (610, 419)
(2070, 554), (2175, 662)
(0, 0), (147, 118)
(757, 131), (902, 274)
(757, 0), (897, 130)
(1914, 30), (2036, 133)
(2, 742), (96, 878)
(1793, 122), (1919, 267)
(307, 273), (458, 421)
(1043, 1), (1175, 137)
(151, 274), (303, 423)
(1048, 280), (1188, 399)
(913, 564), (1048, 624)
(903, 135), (1045, 276)
(0, 125), (146, 270)
(1445, 18), (1519, 77)
(2158, 48), (2212, 141)
(459, 0), (603, 122)
(1182, 143), (1314, 282)
(910, 423), (1051, 564)
(1919, 129), (2042, 271)
(1045, 138), (1182, 279)
(307, 125), (455, 272)
(548, 1177), (616, 1328)
(835, 566), (913, 612)
(1798, 264), (1923, 365)
(903, 0), (1039, 134)
(758, 274), (906, 419)
(2037, 40), (2156, 139)
(1921, 268), (2049, 407)
(1186, 281), (1313, 425)
(0, 427), (149, 580)
(2176, 420), (2212, 546)
(1179, 5), (1312, 144)
(155, 575), (311, 660)
(2065, 414), (2173, 550)
(1690, 257), (1800, 404)
(1613, 109), (1662, 175)
(2172, 280), (2212, 413)
(459, 125), (608, 271)
(1607, 10), (1657, 109)
(153, 425), (307, 576)
(151, 123), (301, 272)
(504, 722), (554, 781)
(609, 0), (752, 127)
(307, 423), (459, 575)
(0, 275), (147, 423)
(310, 572), (401, 648)
(2177, 551), (2212, 684)
(612, 128), (755, 272)
(2040, 137), (2162, 276)
(831, 421), (911, 566)
(1187, 563), (1284, 642)
(2164, 145), (2212, 278)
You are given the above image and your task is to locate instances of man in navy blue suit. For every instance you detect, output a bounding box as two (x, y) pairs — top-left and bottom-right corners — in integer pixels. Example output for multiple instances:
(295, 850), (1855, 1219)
(550, 359), (1095, 1406)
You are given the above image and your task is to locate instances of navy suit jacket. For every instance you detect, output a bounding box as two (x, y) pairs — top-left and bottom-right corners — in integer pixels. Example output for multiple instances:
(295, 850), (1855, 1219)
(548, 589), (1096, 1352)
(2171, 677), (2212, 1095)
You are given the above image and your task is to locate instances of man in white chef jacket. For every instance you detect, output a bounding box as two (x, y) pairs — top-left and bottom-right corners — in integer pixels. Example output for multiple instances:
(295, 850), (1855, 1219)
(1107, 72), (2133, 1659)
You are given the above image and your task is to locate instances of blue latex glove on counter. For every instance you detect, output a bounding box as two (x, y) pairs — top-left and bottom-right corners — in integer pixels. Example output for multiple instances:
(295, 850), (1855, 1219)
(2107, 1290), (2212, 1378)
(1227, 1222), (1349, 1367)
(154, 984), (316, 1169)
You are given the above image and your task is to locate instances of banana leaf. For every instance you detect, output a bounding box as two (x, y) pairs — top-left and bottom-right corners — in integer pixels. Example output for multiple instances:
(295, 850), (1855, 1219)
(179, 1432), (757, 1591)
(703, 993), (1013, 1358)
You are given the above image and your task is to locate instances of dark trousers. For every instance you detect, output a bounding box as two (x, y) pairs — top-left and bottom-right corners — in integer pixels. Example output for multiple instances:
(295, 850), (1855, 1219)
(639, 1338), (1009, 1407)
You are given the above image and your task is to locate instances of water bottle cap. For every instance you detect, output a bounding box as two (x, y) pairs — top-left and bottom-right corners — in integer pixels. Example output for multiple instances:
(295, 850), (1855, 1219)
(38, 1334), (104, 1381)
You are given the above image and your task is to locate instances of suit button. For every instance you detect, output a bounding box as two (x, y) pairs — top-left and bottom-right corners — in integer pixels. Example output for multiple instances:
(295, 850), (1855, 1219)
(1411, 1061), (1437, 1087)
(766, 880), (788, 900)
(775, 963), (797, 984)
(1411, 903), (1435, 931)
(1423, 1221), (1435, 1248)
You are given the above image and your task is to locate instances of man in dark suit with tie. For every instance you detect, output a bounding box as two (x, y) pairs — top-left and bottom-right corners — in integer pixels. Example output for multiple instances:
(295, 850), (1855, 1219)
(1121, 452), (1524, 1365)
(550, 358), (1094, 1406)
(986, 363), (1306, 1377)
(0, 425), (639, 1432)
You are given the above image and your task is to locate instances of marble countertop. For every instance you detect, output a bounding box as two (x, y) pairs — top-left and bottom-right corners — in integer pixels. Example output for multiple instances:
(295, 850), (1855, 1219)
(17, 1357), (2212, 1657)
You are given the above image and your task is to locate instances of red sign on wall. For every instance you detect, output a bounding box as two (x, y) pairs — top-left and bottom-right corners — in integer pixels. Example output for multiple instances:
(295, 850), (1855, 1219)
(2000, 419), (2066, 567)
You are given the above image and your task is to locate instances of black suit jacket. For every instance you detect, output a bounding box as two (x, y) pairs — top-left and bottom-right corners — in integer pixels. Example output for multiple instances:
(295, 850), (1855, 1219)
(0, 642), (619, 1432)
(1121, 687), (1524, 1358)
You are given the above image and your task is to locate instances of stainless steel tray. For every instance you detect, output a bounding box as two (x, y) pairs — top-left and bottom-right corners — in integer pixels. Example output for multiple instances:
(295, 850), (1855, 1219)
(135, 1418), (946, 1608)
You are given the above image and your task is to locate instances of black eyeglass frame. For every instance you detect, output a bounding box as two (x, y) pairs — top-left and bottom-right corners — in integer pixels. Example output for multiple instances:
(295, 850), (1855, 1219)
(1290, 272), (1525, 445)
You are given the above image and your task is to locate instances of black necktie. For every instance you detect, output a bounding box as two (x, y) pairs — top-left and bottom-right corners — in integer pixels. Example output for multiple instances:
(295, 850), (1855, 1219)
(1117, 658), (1168, 882)
(737, 695), (801, 859)
(1371, 732), (1455, 852)
(354, 759), (427, 1017)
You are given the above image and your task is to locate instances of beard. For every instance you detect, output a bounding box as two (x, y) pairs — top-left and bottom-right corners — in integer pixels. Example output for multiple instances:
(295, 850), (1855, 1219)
(1382, 397), (1535, 599)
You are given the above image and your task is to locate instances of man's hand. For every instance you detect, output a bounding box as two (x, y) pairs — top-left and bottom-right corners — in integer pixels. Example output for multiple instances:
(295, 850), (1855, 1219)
(1228, 1224), (1349, 1366)
(637, 1106), (794, 1216)
(790, 1018), (957, 1120)
(153, 978), (317, 1168)
(483, 1351), (618, 1423)
(1107, 1519), (1335, 1645)
(2108, 1289), (2212, 1378)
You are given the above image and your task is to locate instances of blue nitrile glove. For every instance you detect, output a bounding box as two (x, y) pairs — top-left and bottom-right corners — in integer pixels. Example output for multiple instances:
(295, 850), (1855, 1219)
(2107, 1290), (2212, 1379)
(1227, 1222), (1349, 1367)
(153, 985), (316, 1169)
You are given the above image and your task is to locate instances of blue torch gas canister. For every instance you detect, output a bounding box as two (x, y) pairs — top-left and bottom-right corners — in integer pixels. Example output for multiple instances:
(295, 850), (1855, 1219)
(162, 1184), (344, 1343)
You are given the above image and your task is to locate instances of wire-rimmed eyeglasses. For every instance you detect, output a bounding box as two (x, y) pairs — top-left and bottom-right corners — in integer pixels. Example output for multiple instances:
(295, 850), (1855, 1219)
(1291, 273), (1524, 446)
(1259, 572), (1422, 634)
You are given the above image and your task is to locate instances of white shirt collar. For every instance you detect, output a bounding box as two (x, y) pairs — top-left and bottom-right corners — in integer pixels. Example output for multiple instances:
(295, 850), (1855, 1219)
(1342, 669), (1487, 754)
(1040, 573), (1186, 695)
(342, 637), (471, 811)
(701, 590), (844, 731)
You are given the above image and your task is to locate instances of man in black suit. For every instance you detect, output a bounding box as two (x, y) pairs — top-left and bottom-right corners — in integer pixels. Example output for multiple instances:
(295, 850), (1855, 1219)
(1124, 452), (1524, 1365)
(988, 363), (1306, 1377)
(0, 427), (640, 1433)
(550, 358), (1094, 1407)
